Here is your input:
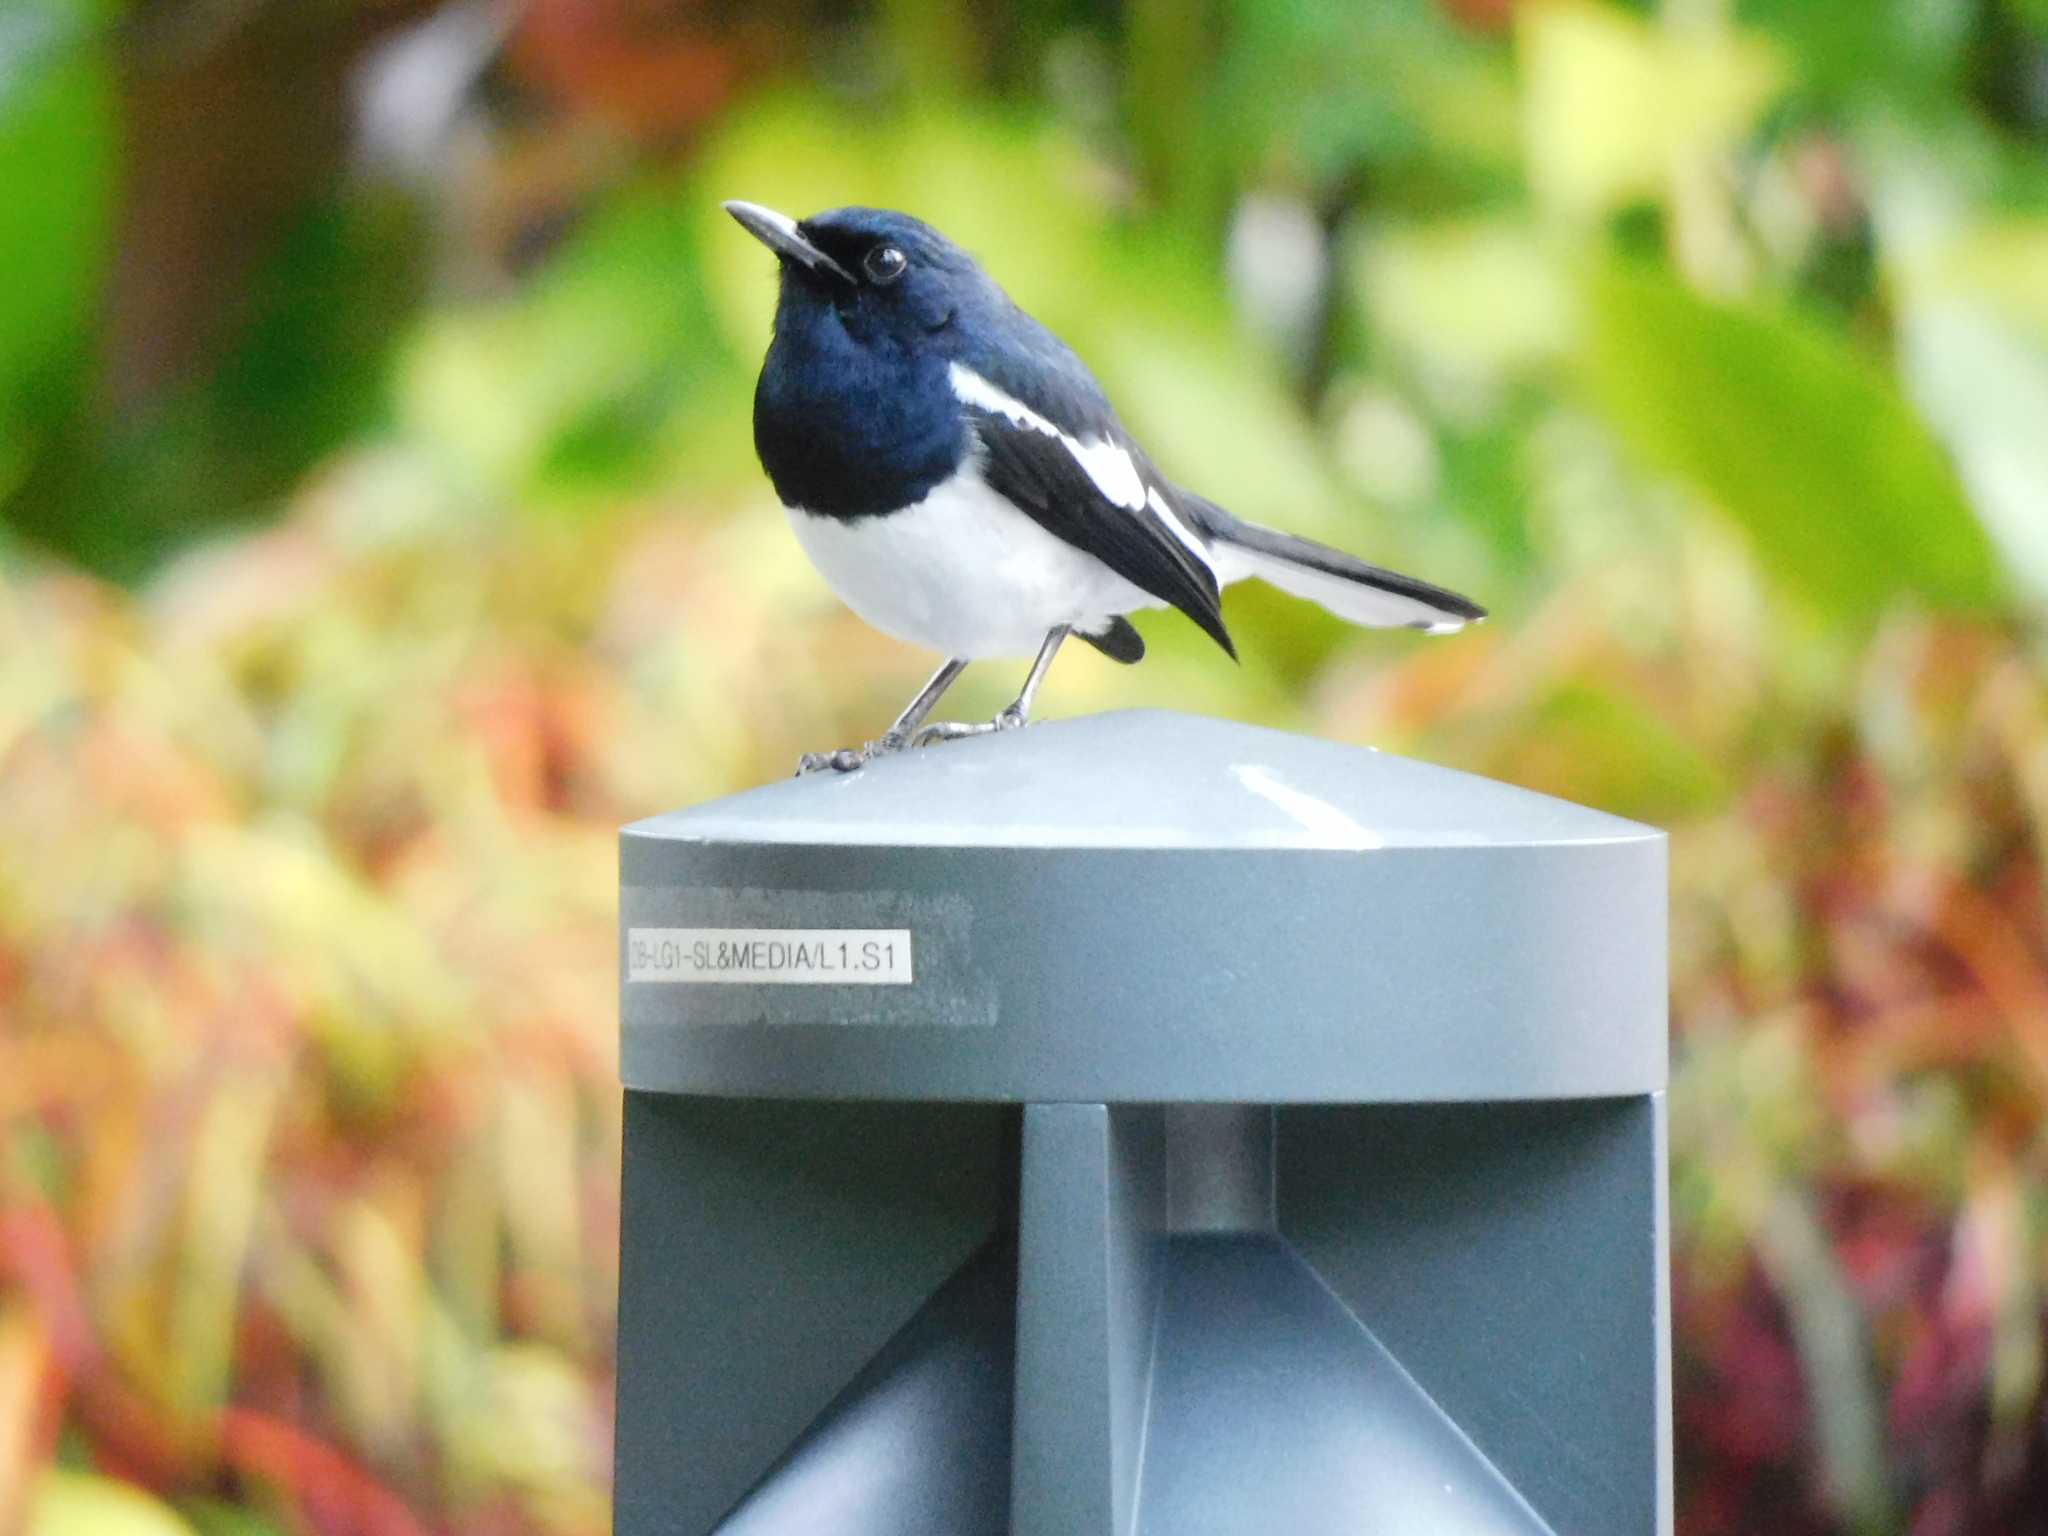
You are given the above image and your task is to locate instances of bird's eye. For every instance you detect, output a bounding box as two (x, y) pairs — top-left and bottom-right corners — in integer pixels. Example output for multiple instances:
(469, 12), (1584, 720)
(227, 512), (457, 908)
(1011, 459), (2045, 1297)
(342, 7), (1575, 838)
(864, 244), (908, 284)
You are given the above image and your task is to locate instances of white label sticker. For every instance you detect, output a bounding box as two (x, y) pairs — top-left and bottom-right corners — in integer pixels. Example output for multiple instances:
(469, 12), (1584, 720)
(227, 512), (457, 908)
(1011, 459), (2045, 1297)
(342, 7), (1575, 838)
(627, 928), (914, 985)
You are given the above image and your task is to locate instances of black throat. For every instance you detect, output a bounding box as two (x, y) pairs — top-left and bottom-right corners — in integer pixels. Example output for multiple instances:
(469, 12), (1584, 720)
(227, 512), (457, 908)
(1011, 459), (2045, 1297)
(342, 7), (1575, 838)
(753, 284), (967, 521)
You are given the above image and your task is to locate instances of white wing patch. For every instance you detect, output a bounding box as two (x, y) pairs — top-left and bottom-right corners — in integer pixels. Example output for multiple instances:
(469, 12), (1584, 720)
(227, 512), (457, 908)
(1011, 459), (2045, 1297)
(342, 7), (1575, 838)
(1071, 437), (1146, 511)
(948, 363), (1211, 572)
(1145, 485), (1208, 567)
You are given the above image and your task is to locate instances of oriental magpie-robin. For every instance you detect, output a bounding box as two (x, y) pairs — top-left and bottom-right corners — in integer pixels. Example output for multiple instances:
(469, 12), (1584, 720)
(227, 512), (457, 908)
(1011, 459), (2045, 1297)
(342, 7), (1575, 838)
(725, 200), (1485, 773)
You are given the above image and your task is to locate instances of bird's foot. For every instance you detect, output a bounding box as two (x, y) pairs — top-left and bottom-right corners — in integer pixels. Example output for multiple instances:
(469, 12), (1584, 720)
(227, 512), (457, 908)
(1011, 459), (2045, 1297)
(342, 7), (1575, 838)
(910, 707), (1032, 748)
(794, 731), (910, 776)
(797, 711), (1036, 771)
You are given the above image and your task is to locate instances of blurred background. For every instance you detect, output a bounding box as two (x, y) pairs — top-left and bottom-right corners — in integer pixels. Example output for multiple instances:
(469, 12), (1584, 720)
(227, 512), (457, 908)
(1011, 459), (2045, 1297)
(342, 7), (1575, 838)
(3, 0), (2047, 1531)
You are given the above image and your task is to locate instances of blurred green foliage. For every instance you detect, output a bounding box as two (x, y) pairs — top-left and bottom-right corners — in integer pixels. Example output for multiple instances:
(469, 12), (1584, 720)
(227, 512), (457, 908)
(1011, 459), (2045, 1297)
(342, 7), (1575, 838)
(4, 0), (2048, 1533)
(1581, 257), (2004, 624)
(0, 0), (113, 507)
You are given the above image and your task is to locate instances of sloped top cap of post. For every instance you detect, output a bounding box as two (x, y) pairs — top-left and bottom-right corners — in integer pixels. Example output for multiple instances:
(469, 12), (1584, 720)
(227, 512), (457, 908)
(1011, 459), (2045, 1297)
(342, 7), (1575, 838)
(620, 711), (1667, 1101)
(628, 709), (1651, 852)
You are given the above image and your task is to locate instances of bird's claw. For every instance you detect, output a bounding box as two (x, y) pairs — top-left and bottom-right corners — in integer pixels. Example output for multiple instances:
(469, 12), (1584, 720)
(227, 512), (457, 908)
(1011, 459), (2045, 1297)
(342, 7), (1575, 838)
(910, 709), (1033, 749)
(911, 720), (987, 747)
(794, 732), (909, 776)
(799, 712), (1037, 771)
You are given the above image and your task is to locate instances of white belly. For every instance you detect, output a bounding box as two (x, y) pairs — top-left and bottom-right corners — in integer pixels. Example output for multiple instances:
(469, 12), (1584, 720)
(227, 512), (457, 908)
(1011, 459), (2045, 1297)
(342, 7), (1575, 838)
(786, 467), (1167, 659)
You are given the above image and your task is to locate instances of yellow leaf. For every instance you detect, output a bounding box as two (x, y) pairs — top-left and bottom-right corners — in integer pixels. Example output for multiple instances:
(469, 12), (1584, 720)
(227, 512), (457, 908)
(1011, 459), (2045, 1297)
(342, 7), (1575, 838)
(28, 1472), (196, 1536)
(169, 1074), (278, 1433)
(1519, 0), (1785, 222)
(1917, 221), (2048, 340)
(1355, 219), (1573, 380)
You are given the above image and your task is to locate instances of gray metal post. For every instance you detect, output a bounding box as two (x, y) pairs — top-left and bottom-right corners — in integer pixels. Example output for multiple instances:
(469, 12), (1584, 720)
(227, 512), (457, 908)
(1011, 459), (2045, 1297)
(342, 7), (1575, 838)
(615, 709), (1671, 1536)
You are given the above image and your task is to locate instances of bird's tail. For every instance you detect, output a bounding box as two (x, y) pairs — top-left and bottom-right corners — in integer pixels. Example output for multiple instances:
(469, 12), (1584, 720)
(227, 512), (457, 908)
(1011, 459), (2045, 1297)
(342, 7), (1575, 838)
(1181, 493), (1486, 635)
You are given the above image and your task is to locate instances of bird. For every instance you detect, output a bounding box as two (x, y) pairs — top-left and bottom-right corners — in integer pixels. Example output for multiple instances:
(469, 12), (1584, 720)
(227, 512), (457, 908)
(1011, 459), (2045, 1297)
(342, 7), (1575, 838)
(724, 200), (1485, 773)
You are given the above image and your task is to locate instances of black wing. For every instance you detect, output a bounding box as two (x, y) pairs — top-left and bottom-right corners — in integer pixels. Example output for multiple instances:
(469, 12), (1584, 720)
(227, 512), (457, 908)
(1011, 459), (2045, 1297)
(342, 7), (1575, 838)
(949, 333), (1235, 658)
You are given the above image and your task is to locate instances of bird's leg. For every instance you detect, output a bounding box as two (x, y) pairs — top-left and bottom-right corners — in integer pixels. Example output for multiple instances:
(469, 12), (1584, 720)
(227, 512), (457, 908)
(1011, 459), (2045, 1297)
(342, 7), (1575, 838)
(913, 627), (1069, 747)
(1003, 624), (1069, 726)
(882, 656), (974, 746)
(796, 657), (970, 775)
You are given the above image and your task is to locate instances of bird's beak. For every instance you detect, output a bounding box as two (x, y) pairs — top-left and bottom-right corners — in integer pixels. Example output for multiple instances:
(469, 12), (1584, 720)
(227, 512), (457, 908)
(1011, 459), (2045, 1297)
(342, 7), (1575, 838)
(722, 200), (854, 284)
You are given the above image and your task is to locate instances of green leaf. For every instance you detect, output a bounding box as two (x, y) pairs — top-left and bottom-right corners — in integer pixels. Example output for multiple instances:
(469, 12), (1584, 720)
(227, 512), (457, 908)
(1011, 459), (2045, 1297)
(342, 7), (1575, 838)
(0, 0), (113, 414)
(1897, 295), (2048, 607)
(1740, 0), (1970, 110)
(1518, 681), (1731, 822)
(181, 1500), (291, 1536)
(1580, 259), (2006, 625)
(397, 181), (739, 498)
(1219, 0), (1520, 198)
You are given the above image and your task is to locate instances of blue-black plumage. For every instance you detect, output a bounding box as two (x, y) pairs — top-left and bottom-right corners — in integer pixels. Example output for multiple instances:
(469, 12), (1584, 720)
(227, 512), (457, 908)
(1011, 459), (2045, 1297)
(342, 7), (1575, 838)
(724, 200), (1485, 772)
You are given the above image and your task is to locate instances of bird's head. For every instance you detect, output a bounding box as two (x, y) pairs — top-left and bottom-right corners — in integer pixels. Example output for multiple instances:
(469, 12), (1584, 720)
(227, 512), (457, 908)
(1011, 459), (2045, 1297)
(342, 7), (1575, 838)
(723, 201), (982, 347)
